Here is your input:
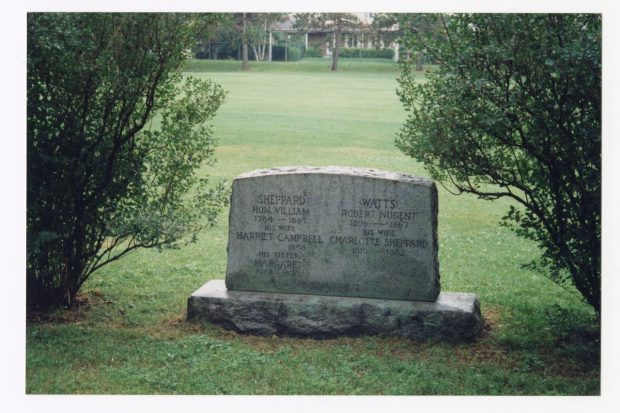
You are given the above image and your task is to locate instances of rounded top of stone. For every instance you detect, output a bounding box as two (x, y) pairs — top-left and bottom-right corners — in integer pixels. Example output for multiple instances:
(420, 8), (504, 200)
(235, 166), (434, 186)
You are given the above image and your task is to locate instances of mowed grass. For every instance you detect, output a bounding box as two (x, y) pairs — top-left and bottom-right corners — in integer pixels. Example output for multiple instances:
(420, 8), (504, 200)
(26, 58), (599, 395)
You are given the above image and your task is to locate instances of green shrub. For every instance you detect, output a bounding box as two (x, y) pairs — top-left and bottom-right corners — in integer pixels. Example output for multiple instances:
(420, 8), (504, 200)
(339, 47), (394, 59)
(396, 13), (601, 316)
(271, 45), (303, 62)
(304, 46), (323, 58)
(288, 46), (302, 61)
(27, 13), (228, 309)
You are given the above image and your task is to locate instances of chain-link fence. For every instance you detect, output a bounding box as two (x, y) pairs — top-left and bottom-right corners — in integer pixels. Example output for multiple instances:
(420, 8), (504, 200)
(195, 42), (309, 62)
(194, 41), (405, 62)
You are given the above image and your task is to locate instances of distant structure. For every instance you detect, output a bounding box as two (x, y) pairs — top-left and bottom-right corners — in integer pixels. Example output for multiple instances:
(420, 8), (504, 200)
(195, 13), (401, 63)
(267, 13), (400, 62)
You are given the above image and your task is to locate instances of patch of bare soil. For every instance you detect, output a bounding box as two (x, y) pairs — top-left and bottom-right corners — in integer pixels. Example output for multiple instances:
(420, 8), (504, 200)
(27, 290), (106, 324)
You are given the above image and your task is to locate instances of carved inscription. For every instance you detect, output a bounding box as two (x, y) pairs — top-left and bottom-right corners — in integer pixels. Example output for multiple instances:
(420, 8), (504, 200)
(234, 191), (430, 279)
(240, 192), (317, 278)
(226, 167), (440, 301)
(339, 198), (427, 257)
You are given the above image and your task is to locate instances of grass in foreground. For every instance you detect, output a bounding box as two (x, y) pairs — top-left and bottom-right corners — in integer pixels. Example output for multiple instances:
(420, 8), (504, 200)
(26, 59), (599, 395)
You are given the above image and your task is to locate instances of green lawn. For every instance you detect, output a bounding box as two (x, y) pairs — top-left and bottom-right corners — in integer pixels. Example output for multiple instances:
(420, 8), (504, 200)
(26, 58), (599, 395)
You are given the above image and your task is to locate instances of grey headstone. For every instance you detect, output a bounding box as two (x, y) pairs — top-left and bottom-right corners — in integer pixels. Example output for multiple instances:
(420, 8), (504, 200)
(188, 280), (482, 342)
(225, 166), (440, 302)
(187, 166), (483, 341)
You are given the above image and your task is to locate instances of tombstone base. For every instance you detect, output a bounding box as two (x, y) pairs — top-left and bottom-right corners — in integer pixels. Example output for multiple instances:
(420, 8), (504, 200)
(187, 280), (483, 342)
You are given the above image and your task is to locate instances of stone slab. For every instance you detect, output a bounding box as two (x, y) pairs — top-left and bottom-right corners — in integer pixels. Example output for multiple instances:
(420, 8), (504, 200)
(226, 166), (440, 302)
(188, 280), (482, 342)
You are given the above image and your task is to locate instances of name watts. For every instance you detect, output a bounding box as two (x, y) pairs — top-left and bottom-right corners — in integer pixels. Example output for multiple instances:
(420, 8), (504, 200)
(361, 198), (397, 209)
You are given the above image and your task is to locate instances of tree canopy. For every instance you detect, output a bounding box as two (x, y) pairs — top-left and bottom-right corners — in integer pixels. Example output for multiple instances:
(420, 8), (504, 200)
(294, 13), (360, 71)
(27, 13), (227, 309)
(396, 14), (601, 316)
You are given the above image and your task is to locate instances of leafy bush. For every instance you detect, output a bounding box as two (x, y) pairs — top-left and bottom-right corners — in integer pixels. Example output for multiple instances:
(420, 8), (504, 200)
(27, 13), (228, 309)
(271, 45), (303, 61)
(304, 46), (323, 58)
(397, 14), (601, 316)
(214, 42), (239, 60)
(339, 47), (394, 59)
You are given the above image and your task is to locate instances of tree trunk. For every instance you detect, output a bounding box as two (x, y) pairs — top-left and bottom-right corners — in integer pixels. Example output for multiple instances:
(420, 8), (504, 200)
(416, 53), (423, 71)
(261, 24), (267, 61)
(285, 36), (288, 62)
(331, 20), (342, 71)
(241, 13), (250, 70)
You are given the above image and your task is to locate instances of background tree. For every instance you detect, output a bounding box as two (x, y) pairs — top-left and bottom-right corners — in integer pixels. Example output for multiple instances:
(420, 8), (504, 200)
(396, 14), (601, 316)
(371, 13), (402, 61)
(193, 13), (238, 60)
(247, 13), (287, 62)
(395, 13), (445, 70)
(241, 13), (250, 70)
(240, 13), (287, 64)
(27, 13), (228, 310)
(294, 13), (360, 71)
(195, 14), (286, 66)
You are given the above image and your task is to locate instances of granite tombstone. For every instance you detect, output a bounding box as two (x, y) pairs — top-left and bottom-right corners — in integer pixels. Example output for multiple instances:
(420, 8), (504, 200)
(188, 167), (482, 341)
